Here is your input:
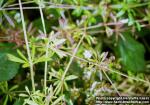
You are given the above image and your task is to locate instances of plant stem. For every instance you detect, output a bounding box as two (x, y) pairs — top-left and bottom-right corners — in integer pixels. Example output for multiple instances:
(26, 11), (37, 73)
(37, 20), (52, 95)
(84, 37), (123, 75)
(38, 0), (48, 95)
(61, 23), (87, 87)
(50, 47), (149, 84)
(102, 69), (121, 96)
(18, 0), (35, 92)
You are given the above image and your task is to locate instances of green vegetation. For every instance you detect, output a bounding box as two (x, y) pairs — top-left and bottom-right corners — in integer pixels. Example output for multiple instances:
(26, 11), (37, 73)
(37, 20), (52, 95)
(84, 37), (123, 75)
(0, 0), (150, 104)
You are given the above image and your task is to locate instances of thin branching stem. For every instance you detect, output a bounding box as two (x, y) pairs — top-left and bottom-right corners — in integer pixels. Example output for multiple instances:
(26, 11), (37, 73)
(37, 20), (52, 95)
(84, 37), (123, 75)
(7, 1), (35, 7)
(50, 47), (150, 84)
(102, 69), (121, 96)
(61, 24), (87, 90)
(0, 4), (94, 11)
(18, 0), (35, 92)
(38, 0), (48, 95)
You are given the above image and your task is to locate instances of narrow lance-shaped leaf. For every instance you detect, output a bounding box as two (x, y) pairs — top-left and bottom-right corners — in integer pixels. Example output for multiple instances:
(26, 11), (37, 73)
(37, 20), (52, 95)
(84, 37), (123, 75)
(17, 49), (28, 62)
(7, 54), (26, 64)
(65, 75), (78, 81)
(33, 55), (51, 64)
(52, 95), (64, 105)
(3, 11), (15, 27)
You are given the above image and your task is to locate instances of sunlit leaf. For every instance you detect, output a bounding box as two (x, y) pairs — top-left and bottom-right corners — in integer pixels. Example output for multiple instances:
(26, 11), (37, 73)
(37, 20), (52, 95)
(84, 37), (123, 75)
(33, 55), (51, 64)
(65, 75), (78, 81)
(22, 62), (29, 68)
(64, 81), (69, 91)
(24, 99), (38, 105)
(72, 7), (83, 17)
(52, 95), (64, 105)
(53, 38), (66, 46)
(17, 49), (28, 62)
(7, 54), (26, 64)
(116, 9), (126, 17)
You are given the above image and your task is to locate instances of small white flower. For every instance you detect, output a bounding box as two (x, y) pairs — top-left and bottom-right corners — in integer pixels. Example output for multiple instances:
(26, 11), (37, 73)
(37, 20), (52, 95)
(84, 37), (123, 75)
(90, 81), (97, 92)
(120, 19), (128, 23)
(83, 71), (92, 80)
(87, 71), (92, 78)
(83, 50), (92, 59)
(14, 12), (21, 23)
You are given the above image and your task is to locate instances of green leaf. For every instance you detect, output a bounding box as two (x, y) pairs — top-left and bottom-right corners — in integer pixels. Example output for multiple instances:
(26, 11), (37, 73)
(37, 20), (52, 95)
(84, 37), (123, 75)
(0, 0), (4, 7)
(17, 49), (28, 62)
(111, 4), (123, 9)
(55, 82), (62, 95)
(9, 85), (18, 91)
(25, 86), (30, 94)
(13, 98), (24, 105)
(24, 99), (38, 105)
(22, 63), (29, 68)
(4, 95), (8, 105)
(114, 32), (145, 72)
(128, 12), (134, 26)
(3, 11), (15, 27)
(33, 55), (51, 64)
(64, 81), (69, 91)
(53, 48), (66, 58)
(53, 38), (66, 46)
(65, 75), (78, 81)
(0, 43), (20, 81)
(64, 93), (73, 105)
(135, 21), (141, 31)
(52, 95), (64, 105)
(7, 54), (26, 64)
(72, 7), (83, 17)
(116, 9), (126, 17)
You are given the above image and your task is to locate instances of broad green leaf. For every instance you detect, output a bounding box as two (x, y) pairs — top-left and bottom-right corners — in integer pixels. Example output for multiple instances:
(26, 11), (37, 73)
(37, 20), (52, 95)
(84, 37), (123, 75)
(114, 32), (145, 72)
(65, 75), (78, 81)
(0, 43), (20, 81)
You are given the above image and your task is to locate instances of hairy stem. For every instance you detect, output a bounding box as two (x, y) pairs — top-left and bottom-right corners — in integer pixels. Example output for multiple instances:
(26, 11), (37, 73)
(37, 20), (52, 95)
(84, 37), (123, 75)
(18, 0), (35, 92)
(38, 0), (48, 95)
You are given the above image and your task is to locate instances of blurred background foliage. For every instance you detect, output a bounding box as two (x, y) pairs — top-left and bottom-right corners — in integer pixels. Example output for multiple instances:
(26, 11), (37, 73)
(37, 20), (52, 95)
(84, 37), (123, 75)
(0, 0), (150, 104)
